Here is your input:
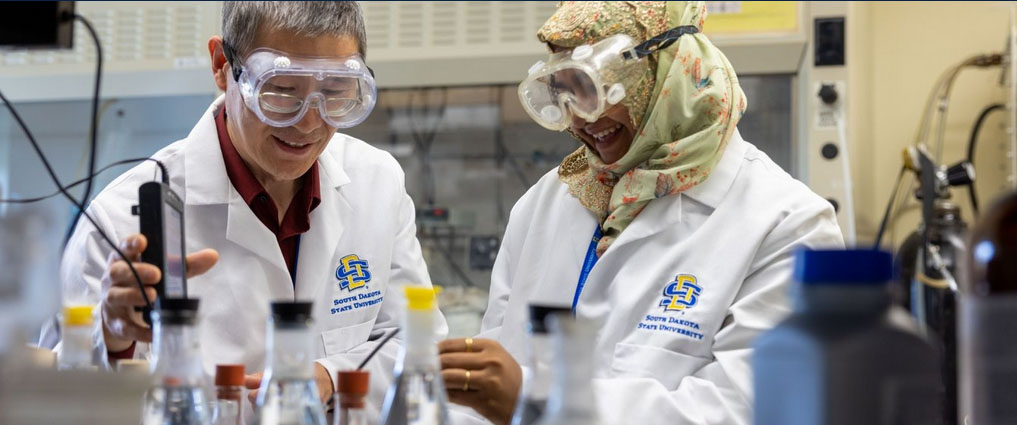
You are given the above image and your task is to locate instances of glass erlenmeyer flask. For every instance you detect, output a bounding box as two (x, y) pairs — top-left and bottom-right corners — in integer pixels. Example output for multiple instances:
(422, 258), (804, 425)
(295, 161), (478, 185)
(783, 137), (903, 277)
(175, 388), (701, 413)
(256, 302), (327, 425)
(379, 286), (450, 425)
(532, 313), (606, 425)
(142, 299), (213, 425)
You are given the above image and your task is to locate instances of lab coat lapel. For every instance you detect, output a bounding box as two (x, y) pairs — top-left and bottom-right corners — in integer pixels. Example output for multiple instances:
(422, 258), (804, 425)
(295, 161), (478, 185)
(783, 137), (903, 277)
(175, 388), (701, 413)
(294, 139), (351, 301)
(185, 96), (292, 298)
(224, 189), (293, 299)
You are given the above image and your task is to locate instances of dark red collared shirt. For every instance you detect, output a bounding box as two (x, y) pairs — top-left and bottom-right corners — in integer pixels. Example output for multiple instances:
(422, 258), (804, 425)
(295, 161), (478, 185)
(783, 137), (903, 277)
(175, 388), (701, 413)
(215, 106), (321, 279)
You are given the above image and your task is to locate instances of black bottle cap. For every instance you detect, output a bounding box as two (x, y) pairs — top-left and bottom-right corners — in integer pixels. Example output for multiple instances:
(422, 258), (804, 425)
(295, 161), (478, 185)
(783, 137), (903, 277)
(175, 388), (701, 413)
(271, 301), (313, 325)
(155, 298), (200, 325)
(528, 304), (571, 334)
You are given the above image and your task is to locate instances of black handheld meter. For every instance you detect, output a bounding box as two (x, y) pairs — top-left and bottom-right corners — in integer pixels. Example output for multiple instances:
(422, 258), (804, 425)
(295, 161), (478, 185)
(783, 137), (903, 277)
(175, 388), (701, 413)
(133, 181), (188, 324)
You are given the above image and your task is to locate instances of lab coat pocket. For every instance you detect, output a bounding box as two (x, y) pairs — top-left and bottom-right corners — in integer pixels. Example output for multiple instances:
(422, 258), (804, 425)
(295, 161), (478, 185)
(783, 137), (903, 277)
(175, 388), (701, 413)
(321, 320), (375, 356)
(611, 342), (712, 390)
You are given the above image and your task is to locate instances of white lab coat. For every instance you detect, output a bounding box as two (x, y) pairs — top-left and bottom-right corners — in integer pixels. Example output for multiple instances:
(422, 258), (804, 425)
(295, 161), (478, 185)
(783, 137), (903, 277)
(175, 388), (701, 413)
(470, 132), (844, 425)
(49, 97), (446, 419)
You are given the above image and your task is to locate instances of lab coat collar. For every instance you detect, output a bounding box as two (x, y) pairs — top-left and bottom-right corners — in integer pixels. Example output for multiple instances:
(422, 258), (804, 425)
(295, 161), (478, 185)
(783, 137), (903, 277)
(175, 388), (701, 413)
(680, 128), (747, 209)
(182, 96), (232, 206)
(606, 129), (746, 252)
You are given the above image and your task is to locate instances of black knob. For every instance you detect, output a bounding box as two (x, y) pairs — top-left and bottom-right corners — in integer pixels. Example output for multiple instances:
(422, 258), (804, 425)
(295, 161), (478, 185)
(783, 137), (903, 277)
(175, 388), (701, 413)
(819, 84), (838, 105)
(946, 161), (976, 187)
(827, 198), (840, 213)
(821, 143), (839, 160)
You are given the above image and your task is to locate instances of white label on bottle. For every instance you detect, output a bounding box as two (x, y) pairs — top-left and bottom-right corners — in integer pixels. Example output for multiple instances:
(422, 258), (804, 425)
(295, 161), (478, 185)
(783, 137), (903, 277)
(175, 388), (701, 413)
(959, 294), (1017, 424)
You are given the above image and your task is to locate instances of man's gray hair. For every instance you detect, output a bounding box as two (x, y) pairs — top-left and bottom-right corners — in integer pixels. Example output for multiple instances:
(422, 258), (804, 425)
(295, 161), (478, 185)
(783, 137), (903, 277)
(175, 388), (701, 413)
(222, 1), (367, 59)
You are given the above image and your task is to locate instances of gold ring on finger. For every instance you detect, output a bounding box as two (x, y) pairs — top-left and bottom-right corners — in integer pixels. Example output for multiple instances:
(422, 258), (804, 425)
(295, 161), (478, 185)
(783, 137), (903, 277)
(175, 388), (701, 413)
(465, 337), (474, 353)
(463, 369), (471, 391)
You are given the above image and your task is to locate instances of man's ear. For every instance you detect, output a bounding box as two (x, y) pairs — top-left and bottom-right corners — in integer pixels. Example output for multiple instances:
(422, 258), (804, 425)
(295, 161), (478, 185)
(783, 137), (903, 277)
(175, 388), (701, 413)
(208, 36), (229, 92)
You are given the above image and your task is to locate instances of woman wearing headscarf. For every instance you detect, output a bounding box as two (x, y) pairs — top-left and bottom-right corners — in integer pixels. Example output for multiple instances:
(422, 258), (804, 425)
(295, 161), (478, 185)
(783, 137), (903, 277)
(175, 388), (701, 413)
(440, 2), (843, 424)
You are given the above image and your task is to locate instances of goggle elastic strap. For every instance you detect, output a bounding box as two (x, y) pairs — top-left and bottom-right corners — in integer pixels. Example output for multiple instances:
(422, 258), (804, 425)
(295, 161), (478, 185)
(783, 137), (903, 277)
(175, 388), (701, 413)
(622, 25), (700, 61)
(221, 41), (376, 82)
(222, 40), (243, 82)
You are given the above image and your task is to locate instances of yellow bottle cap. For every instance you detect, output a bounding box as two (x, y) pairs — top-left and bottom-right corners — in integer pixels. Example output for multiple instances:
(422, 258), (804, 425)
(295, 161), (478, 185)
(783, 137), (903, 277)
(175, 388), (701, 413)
(63, 305), (95, 326)
(404, 286), (439, 311)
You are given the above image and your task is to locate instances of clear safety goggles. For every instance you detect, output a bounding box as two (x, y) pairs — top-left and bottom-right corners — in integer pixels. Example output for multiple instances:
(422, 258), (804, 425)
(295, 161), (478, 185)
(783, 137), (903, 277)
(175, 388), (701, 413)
(225, 44), (377, 129)
(518, 26), (699, 131)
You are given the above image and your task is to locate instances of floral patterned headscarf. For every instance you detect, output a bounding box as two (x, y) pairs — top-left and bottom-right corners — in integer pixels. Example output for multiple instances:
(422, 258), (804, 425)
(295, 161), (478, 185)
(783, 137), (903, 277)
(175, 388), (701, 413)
(539, 1), (746, 256)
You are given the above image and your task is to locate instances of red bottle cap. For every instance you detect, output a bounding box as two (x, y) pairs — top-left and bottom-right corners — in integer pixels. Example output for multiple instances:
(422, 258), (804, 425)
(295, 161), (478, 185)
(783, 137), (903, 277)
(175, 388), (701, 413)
(337, 370), (370, 395)
(337, 370), (369, 409)
(215, 364), (245, 386)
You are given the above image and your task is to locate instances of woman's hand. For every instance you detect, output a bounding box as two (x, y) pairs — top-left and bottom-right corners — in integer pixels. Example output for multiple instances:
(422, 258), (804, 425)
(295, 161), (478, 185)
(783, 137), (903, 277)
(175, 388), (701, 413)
(439, 338), (523, 425)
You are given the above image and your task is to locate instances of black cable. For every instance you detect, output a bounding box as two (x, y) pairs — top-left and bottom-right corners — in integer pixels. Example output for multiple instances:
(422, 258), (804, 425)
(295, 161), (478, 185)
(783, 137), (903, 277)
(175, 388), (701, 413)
(0, 89), (153, 311)
(0, 157), (167, 204)
(624, 25), (699, 60)
(356, 328), (400, 370)
(966, 103), (1005, 215)
(65, 14), (104, 246)
(873, 165), (907, 250)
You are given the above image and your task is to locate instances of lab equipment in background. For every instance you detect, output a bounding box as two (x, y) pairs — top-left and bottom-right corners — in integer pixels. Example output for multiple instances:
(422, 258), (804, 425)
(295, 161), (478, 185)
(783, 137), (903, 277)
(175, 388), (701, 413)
(142, 299), (213, 425)
(213, 364), (245, 425)
(753, 249), (942, 425)
(961, 190), (1017, 425)
(379, 286), (451, 425)
(532, 313), (605, 425)
(56, 305), (95, 370)
(436, 285), (489, 339)
(334, 370), (370, 425)
(511, 304), (571, 425)
(887, 145), (976, 425)
(0, 1), (75, 49)
(257, 302), (327, 425)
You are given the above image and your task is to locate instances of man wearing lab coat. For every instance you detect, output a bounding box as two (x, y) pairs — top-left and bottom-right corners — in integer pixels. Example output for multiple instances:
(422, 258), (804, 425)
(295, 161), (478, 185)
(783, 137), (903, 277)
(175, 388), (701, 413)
(48, 2), (442, 414)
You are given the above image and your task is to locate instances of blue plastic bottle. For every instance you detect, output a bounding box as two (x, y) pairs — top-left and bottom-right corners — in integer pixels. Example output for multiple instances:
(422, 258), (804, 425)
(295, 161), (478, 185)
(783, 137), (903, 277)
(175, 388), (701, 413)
(753, 249), (942, 425)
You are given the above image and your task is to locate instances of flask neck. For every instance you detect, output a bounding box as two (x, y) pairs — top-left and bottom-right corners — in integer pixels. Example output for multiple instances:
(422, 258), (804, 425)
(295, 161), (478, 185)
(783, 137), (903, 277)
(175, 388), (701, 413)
(151, 321), (204, 386)
(544, 318), (597, 416)
(525, 332), (553, 398)
(267, 324), (315, 380)
(398, 309), (439, 370)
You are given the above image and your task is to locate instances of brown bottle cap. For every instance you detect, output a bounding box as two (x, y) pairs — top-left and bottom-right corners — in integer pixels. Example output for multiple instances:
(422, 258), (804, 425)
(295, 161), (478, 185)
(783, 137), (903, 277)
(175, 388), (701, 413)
(215, 364), (245, 386)
(337, 370), (369, 395)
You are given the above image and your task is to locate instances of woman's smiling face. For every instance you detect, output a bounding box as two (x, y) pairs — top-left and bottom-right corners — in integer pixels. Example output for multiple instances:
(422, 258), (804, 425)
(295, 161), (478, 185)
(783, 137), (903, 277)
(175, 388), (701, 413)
(551, 44), (636, 164)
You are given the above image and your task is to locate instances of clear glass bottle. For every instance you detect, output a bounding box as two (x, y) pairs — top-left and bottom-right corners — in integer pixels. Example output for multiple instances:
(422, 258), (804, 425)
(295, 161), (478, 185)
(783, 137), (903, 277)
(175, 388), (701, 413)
(212, 364), (245, 425)
(57, 305), (95, 370)
(532, 313), (605, 425)
(333, 370), (369, 425)
(142, 299), (213, 425)
(511, 304), (571, 425)
(961, 192), (1017, 425)
(379, 286), (450, 425)
(256, 301), (327, 425)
